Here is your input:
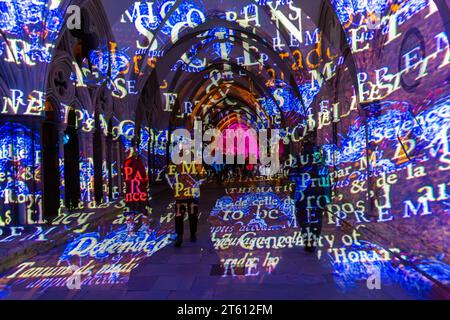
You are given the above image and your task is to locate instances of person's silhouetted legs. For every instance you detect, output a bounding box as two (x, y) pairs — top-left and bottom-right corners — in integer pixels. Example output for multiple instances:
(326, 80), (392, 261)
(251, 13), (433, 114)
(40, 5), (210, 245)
(189, 199), (199, 242)
(175, 201), (187, 247)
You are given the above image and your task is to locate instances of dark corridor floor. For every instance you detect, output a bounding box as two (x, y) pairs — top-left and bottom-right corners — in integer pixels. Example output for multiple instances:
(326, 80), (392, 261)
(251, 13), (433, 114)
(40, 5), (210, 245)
(0, 182), (429, 300)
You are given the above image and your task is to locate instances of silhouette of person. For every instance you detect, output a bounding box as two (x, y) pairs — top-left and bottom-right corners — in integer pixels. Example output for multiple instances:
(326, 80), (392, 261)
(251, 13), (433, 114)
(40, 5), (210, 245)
(123, 147), (149, 215)
(296, 145), (331, 253)
(166, 162), (206, 247)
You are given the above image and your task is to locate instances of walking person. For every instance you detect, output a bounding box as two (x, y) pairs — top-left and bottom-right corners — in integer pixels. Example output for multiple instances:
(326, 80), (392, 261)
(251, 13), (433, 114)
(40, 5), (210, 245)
(123, 147), (149, 215)
(295, 146), (331, 253)
(166, 161), (206, 247)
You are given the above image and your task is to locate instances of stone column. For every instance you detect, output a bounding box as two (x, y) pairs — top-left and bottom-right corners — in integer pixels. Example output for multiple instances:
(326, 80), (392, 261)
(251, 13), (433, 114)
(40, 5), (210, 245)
(57, 124), (68, 214)
(101, 133), (110, 204)
(112, 138), (121, 199)
(78, 131), (95, 208)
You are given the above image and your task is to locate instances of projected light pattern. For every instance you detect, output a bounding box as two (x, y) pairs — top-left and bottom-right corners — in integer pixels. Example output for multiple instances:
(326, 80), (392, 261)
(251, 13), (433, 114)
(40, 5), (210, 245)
(210, 28), (234, 59)
(0, 197), (178, 293)
(60, 226), (173, 261)
(0, 0), (449, 300)
(89, 45), (131, 81)
(211, 191), (297, 230)
(299, 81), (321, 110)
(331, 0), (428, 28)
(322, 96), (450, 167)
(173, 27), (236, 73)
(209, 186), (299, 277)
(332, 0), (391, 20)
(261, 97), (281, 117)
(0, 0), (63, 64)
(130, 1), (162, 31)
(79, 155), (94, 203)
(172, 44), (206, 73)
(153, 130), (169, 156)
(0, 122), (42, 225)
(140, 127), (150, 153)
(118, 121), (135, 151)
(328, 240), (450, 296)
(159, 0), (205, 36)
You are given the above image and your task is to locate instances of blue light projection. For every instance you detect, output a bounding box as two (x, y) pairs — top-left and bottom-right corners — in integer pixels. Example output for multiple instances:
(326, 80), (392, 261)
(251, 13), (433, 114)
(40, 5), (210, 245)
(123, 0), (205, 40)
(60, 225), (173, 261)
(0, 0), (447, 300)
(328, 240), (450, 296)
(322, 95), (450, 168)
(117, 121), (135, 151)
(152, 130), (169, 157)
(159, 0), (205, 37)
(202, 28), (234, 60)
(332, 0), (391, 18)
(139, 127), (150, 154)
(174, 27), (235, 73)
(331, 0), (430, 31)
(273, 86), (302, 114)
(89, 45), (131, 81)
(130, 1), (162, 32)
(211, 192), (297, 231)
(0, 122), (42, 225)
(299, 81), (321, 109)
(0, 0), (64, 64)
(79, 155), (94, 203)
(172, 44), (206, 73)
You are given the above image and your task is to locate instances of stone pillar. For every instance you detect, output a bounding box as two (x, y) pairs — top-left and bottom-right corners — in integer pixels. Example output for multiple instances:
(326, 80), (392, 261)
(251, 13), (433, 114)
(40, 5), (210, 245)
(117, 138), (125, 195)
(78, 131), (95, 208)
(101, 133), (110, 204)
(112, 139), (121, 199)
(57, 124), (68, 214)
(0, 118), (44, 225)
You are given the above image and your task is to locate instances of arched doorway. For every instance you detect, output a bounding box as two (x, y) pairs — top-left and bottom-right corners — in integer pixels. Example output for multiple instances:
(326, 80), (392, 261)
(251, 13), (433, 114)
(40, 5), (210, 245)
(64, 109), (81, 210)
(42, 102), (60, 218)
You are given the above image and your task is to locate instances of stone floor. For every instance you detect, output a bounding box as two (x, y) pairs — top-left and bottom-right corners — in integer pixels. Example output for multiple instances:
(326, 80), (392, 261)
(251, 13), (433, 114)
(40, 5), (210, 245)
(0, 182), (440, 300)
